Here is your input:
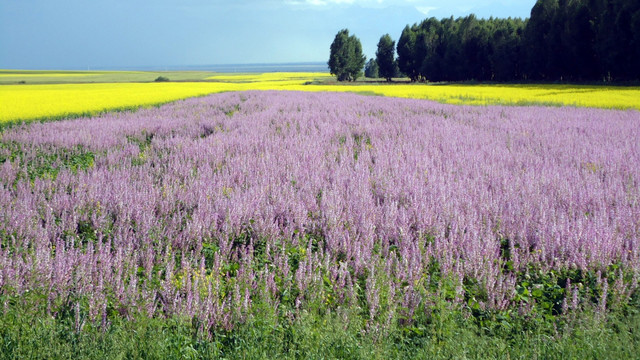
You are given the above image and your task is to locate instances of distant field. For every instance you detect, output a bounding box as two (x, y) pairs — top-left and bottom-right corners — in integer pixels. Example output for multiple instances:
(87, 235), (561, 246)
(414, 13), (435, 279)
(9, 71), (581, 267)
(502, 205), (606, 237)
(0, 70), (217, 84)
(206, 72), (640, 110)
(206, 72), (334, 83)
(0, 72), (94, 78)
(347, 83), (640, 109)
(1, 70), (639, 123)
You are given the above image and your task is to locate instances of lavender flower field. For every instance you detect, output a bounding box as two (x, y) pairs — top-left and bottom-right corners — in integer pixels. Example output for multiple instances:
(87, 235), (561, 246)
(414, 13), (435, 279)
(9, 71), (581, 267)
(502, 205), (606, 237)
(1, 90), (639, 336)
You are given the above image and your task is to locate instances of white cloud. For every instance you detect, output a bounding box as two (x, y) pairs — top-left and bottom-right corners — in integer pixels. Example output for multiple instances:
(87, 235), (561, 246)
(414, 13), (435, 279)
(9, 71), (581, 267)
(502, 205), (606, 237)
(456, 5), (474, 13)
(286, 0), (535, 18)
(288, 0), (355, 5)
(415, 6), (437, 15)
(287, 0), (438, 11)
(289, 0), (392, 7)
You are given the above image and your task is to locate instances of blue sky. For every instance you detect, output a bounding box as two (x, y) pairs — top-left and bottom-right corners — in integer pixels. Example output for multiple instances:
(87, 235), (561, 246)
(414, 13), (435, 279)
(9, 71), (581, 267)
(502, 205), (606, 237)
(0, 0), (536, 69)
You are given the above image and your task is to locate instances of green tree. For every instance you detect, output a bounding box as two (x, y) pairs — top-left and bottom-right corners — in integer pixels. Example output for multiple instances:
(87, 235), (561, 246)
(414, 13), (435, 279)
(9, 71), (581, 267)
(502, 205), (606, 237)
(416, 18), (442, 82)
(459, 16), (493, 81)
(490, 18), (525, 81)
(389, 0), (639, 82)
(562, 0), (597, 80)
(523, 0), (559, 79)
(376, 34), (396, 81)
(596, 0), (640, 80)
(440, 17), (463, 81)
(328, 29), (367, 82)
(397, 25), (419, 81)
(364, 59), (379, 78)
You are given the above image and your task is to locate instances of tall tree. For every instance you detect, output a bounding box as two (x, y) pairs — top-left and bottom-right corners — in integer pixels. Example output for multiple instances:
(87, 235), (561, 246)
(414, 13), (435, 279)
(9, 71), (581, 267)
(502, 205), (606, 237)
(562, 0), (597, 80)
(364, 58), (379, 78)
(459, 15), (492, 81)
(328, 29), (367, 82)
(631, 1), (640, 80)
(440, 17), (463, 81)
(387, 0), (639, 82)
(416, 18), (442, 82)
(376, 34), (396, 82)
(397, 25), (419, 81)
(608, 0), (640, 79)
(491, 18), (525, 81)
(523, 0), (558, 79)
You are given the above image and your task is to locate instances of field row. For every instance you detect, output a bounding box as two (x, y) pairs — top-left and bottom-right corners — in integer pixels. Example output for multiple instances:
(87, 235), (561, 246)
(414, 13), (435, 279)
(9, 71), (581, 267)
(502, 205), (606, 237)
(1, 71), (639, 123)
(1, 91), (638, 330)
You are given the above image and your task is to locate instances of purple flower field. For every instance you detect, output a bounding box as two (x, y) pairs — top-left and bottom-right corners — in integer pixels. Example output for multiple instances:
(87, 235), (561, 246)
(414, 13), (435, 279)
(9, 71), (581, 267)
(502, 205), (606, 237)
(1, 91), (639, 330)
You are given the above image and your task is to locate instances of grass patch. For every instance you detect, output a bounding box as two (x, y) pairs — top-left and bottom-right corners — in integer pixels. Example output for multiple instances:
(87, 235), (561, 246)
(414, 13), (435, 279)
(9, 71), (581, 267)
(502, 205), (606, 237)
(1, 294), (638, 359)
(0, 141), (95, 184)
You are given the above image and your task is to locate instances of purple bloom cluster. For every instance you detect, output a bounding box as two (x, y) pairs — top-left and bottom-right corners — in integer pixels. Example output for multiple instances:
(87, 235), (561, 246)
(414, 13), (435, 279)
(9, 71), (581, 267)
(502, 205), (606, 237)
(1, 91), (638, 330)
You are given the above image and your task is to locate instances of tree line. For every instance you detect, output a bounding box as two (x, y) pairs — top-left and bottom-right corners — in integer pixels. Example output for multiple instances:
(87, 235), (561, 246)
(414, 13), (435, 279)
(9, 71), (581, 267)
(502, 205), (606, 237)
(329, 0), (640, 82)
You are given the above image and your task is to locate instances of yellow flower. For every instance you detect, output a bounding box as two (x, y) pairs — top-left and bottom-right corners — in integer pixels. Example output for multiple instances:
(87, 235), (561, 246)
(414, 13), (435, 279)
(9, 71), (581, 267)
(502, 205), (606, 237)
(2, 73), (638, 124)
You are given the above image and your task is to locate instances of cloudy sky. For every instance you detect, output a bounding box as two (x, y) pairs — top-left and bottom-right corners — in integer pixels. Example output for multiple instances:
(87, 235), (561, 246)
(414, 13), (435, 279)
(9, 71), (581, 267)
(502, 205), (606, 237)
(0, 0), (536, 69)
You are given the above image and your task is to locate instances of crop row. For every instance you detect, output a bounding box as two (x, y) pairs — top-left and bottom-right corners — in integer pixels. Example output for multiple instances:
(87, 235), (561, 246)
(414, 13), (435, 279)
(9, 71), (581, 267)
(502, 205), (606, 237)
(3, 75), (640, 124)
(0, 91), (638, 332)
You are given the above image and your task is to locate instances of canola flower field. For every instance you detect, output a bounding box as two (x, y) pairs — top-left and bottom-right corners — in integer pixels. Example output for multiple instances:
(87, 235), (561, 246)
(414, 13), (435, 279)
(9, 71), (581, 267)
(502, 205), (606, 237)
(1, 70), (639, 124)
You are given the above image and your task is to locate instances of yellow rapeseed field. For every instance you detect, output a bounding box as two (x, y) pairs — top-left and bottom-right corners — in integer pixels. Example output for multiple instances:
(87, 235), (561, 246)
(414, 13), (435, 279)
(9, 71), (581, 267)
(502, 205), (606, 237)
(0, 82), (237, 123)
(206, 72), (334, 83)
(1, 71), (639, 124)
(289, 83), (640, 109)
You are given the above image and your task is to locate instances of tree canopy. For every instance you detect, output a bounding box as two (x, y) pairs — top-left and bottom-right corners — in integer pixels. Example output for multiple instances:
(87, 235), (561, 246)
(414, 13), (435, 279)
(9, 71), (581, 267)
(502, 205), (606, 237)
(376, 34), (396, 82)
(328, 29), (367, 82)
(364, 59), (379, 78)
(329, 1), (639, 82)
(391, 0), (640, 82)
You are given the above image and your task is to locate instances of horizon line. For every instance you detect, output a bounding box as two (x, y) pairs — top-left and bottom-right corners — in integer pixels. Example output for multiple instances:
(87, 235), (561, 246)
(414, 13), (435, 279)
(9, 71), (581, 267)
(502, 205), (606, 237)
(1, 61), (330, 72)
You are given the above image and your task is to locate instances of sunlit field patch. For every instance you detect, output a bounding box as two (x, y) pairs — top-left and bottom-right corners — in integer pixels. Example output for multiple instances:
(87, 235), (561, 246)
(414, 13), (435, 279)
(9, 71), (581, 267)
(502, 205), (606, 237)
(0, 69), (219, 85)
(0, 73), (94, 78)
(282, 83), (640, 110)
(1, 91), (639, 346)
(206, 71), (333, 83)
(1, 71), (639, 123)
(0, 82), (236, 123)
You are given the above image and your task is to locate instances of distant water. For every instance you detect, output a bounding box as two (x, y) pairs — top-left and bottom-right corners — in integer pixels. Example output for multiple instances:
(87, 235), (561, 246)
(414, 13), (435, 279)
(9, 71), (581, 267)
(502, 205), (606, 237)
(95, 62), (329, 73)
(184, 62), (329, 73)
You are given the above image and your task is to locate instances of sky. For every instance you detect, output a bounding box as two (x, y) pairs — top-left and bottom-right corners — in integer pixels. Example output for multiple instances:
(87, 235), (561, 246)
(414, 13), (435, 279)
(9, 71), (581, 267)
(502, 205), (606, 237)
(0, 0), (537, 70)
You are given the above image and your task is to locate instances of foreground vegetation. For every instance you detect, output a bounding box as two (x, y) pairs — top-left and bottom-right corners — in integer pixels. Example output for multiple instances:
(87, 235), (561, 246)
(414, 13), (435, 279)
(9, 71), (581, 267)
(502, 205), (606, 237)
(2, 298), (639, 359)
(1, 91), (638, 358)
(1, 71), (639, 124)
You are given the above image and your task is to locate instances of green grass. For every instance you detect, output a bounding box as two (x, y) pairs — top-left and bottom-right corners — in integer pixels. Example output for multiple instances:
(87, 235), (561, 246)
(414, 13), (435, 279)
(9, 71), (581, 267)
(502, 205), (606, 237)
(1, 276), (639, 360)
(1, 299), (638, 359)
